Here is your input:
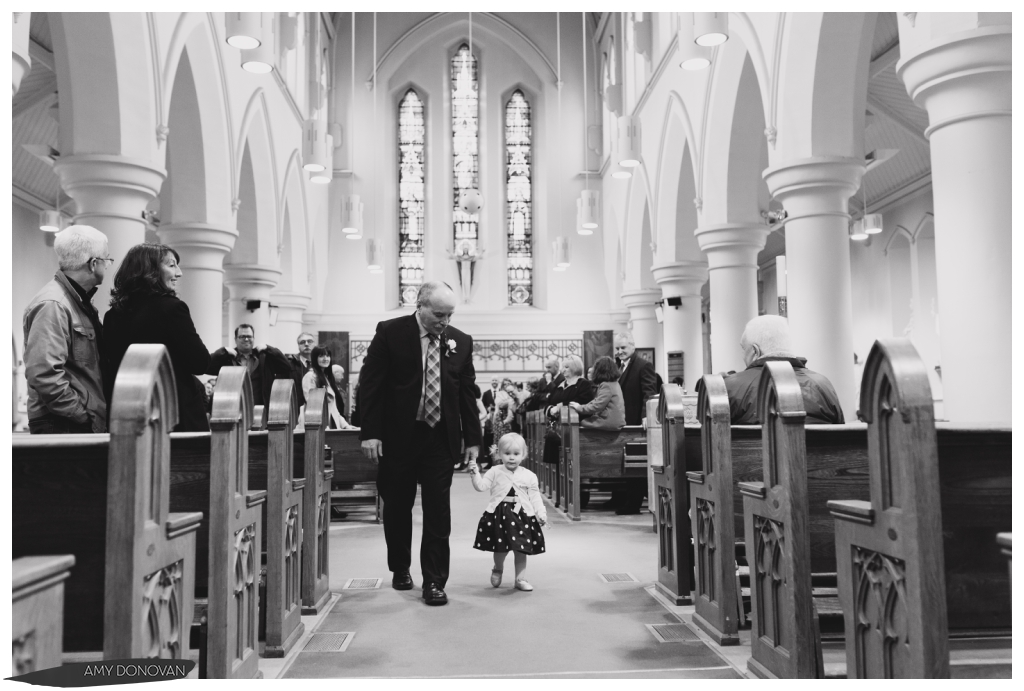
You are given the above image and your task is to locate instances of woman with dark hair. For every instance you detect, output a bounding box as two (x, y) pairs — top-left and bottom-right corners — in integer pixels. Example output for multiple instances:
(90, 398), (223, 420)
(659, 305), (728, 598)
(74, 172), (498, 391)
(103, 243), (211, 431)
(301, 345), (353, 429)
(569, 355), (625, 430)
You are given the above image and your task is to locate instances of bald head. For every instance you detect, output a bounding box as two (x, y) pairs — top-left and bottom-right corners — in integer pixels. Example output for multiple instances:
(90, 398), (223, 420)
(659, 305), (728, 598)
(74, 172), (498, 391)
(416, 281), (456, 335)
(740, 315), (794, 366)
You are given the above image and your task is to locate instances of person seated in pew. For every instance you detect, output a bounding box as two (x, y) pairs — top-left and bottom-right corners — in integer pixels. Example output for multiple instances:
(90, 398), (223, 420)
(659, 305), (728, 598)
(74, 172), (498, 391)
(725, 315), (845, 425)
(103, 243), (212, 432)
(569, 356), (626, 431)
(23, 224), (111, 434)
(541, 355), (595, 465)
(301, 345), (355, 430)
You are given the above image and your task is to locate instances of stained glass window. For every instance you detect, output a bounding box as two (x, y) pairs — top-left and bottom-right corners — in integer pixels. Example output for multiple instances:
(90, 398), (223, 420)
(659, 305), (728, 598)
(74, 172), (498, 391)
(451, 44), (479, 258)
(505, 90), (533, 306)
(398, 89), (425, 307)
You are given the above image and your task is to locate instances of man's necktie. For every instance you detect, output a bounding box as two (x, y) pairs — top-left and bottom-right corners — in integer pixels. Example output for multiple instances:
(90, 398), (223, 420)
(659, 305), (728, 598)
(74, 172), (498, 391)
(423, 334), (441, 427)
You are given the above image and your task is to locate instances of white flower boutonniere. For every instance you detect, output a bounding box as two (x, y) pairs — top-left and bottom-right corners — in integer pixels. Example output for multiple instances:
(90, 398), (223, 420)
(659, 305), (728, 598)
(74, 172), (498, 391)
(446, 338), (457, 357)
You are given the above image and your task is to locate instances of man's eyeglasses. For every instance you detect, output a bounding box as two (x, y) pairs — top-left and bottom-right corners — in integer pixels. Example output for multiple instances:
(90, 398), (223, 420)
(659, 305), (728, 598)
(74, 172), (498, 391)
(236, 335), (254, 341)
(90, 257), (115, 267)
(298, 339), (315, 345)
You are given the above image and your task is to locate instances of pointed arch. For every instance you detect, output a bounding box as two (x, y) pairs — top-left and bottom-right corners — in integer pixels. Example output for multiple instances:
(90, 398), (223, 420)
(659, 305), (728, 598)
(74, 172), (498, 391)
(653, 92), (703, 264)
(230, 89), (280, 266)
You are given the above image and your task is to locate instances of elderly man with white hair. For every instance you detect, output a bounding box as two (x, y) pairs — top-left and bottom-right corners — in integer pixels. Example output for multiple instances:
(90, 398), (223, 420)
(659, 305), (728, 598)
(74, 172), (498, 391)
(724, 315), (845, 425)
(23, 224), (112, 433)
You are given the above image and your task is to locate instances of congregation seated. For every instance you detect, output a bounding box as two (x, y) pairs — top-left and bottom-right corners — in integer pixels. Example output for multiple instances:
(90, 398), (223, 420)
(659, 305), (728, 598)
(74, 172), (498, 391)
(724, 315), (845, 425)
(569, 356), (625, 431)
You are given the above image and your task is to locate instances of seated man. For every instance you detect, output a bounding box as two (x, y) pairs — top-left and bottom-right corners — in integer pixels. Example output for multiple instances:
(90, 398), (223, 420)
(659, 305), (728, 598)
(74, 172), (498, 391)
(724, 315), (845, 425)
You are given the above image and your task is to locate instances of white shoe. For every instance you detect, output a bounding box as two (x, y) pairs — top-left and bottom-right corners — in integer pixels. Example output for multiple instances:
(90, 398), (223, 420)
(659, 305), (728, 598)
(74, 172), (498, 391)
(490, 569), (503, 588)
(514, 579), (533, 592)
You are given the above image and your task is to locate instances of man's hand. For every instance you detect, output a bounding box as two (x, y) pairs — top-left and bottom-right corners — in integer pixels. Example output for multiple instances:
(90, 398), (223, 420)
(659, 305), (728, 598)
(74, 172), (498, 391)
(361, 439), (383, 463)
(464, 445), (479, 465)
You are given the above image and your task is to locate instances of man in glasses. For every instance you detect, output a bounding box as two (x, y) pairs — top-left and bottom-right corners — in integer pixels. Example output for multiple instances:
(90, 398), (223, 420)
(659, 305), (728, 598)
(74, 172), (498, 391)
(208, 324), (292, 408)
(23, 224), (111, 434)
(287, 332), (317, 407)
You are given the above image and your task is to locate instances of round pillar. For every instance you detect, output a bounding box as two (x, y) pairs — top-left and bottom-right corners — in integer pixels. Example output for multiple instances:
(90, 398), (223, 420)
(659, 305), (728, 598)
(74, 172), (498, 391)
(898, 23), (1011, 424)
(157, 223), (238, 350)
(223, 264), (282, 346)
(653, 261), (708, 392)
(268, 290), (311, 351)
(694, 223), (769, 375)
(763, 157), (862, 418)
(13, 13), (31, 96)
(620, 289), (662, 351)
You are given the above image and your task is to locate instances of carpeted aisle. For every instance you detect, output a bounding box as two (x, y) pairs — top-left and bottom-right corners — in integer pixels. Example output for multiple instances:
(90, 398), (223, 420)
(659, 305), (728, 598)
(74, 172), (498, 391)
(282, 473), (741, 679)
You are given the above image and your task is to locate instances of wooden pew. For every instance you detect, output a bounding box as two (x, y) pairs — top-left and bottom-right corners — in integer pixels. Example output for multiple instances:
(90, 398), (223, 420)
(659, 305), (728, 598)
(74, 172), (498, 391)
(12, 344), (202, 659)
(324, 427), (379, 523)
(739, 360), (822, 679)
(301, 389), (334, 614)
(558, 405), (649, 521)
(12, 555), (75, 675)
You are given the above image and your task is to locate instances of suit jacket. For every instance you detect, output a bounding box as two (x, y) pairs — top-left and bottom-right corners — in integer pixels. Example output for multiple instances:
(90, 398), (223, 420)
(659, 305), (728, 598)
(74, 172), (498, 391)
(208, 344), (292, 407)
(533, 372), (565, 409)
(287, 353), (313, 407)
(103, 293), (211, 432)
(618, 355), (658, 425)
(482, 388), (497, 410)
(358, 314), (482, 464)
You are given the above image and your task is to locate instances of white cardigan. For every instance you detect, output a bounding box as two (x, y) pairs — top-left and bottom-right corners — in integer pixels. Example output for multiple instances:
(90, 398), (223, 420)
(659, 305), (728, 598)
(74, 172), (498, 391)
(470, 465), (547, 522)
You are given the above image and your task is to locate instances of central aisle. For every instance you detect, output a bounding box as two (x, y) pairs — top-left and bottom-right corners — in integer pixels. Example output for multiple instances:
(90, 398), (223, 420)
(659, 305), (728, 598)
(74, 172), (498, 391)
(283, 473), (740, 679)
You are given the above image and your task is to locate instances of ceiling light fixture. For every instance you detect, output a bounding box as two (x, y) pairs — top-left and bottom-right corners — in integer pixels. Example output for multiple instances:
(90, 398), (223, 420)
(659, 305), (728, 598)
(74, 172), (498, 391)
(240, 13), (274, 73)
(226, 13), (263, 50)
(310, 135), (333, 183)
(694, 12), (729, 47)
(679, 13), (711, 70)
(617, 115), (641, 169)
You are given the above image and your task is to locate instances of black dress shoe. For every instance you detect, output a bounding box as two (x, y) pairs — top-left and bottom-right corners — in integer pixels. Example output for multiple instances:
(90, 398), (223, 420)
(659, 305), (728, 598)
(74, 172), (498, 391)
(392, 571), (414, 590)
(422, 583), (448, 606)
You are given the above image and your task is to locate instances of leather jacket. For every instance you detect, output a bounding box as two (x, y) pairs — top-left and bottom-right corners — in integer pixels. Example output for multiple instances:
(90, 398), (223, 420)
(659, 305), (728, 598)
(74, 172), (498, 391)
(22, 271), (107, 430)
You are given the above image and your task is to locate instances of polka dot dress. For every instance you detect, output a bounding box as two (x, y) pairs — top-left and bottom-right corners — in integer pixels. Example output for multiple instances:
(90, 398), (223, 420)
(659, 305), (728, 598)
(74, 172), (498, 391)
(473, 489), (546, 555)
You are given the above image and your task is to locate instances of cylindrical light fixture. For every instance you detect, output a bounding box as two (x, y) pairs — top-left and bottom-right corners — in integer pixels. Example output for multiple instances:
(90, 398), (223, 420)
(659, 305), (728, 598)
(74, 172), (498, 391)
(302, 119), (328, 172)
(580, 189), (600, 232)
(39, 209), (63, 233)
(850, 219), (868, 241)
(310, 134), (334, 184)
(552, 236), (570, 270)
(240, 13), (274, 74)
(346, 202), (365, 239)
(342, 195), (361, 234)
(679, 13), (711, 71)
(366, 238), (382, 271)
(694, 12), (729, 47)
(617, 115), (641, 169)
(226, 12), (263, 50)
(863, 212), (883, 235)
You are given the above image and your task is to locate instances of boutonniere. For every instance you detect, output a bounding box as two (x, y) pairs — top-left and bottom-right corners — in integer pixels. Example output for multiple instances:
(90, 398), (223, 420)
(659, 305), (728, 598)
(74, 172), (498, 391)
(446, 338), (457, 357)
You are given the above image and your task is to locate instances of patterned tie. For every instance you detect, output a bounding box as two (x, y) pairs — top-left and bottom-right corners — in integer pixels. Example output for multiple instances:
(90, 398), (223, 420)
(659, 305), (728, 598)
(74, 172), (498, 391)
(423, 334), (442, 427)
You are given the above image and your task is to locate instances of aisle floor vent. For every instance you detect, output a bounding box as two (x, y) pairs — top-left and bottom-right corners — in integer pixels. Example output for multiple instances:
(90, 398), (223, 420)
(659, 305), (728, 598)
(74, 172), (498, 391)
(646, 623), (700, 643)
(303, 632), (354, 652)
(343, 578), (382, 590)
(599, 572), (638, 583)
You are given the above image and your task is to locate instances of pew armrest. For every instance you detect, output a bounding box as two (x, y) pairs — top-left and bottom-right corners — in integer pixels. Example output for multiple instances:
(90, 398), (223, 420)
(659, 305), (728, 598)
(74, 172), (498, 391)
(738, 481), (765, 499)
(686, 471), (705, 485)
(246, 490), (269, 507)
(292, 478), (307, 491)
(827, 499), (874, 525)
(166, 511), (204, 539)
(324, 469), (335, 481)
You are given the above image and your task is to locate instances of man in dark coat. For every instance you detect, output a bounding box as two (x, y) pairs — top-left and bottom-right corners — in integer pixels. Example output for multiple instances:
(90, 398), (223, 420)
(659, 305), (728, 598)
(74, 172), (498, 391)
(207, 324), (292, 408)
(615, 331), (659, 425)
(286, 332), (317, 407)
(359, 281), (481, 606)
(724, 315), (845, 425)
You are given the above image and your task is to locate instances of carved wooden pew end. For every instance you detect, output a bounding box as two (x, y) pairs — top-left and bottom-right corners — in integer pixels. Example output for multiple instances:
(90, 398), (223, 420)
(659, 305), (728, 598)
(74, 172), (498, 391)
(12, 555), (75, 676)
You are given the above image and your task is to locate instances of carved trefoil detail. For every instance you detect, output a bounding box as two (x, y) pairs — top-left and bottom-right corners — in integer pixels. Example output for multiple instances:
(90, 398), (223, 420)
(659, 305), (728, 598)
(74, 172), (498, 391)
(233, 524), (257, 660)
(696, 498), (716, 601)
(658, 485), (674, 572)
(12, 632), (35, 675)
(852, 546), (909, 678)
(285, 504), (301, 609)
(317, 493), (330, 578)
(142, 560), (184, 659)
(753, 514), (787, 647)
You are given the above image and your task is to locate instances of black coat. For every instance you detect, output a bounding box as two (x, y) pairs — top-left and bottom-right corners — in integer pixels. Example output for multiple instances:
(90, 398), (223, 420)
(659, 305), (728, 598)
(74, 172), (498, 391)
(546, 377), (596, 413)
(102, 293), (211, 432)
(358, 314), (482, 464)
(618, 355), (659, 425)
(287, 354), (313, 407)
(207, 344), (292, 407)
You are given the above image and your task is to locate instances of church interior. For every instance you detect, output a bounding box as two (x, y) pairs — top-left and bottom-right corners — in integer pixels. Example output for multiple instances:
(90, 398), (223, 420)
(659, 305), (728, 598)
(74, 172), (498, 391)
(9, 11), (1014, 681)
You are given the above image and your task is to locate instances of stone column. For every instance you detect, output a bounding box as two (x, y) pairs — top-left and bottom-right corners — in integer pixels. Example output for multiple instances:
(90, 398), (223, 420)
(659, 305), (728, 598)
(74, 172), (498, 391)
(13, 13), (31, 96)
(157, 223), (238, 350)
(694, 223), (769, 375)
(54, 154), (167, 317)
(763, 157), (862, 418)
(268, 290), (311, 352)
(653, 261), (708, 392)
(898, 18), (1011, 424)
(223, 264), (282, 346)
(620, 289), (662, 352)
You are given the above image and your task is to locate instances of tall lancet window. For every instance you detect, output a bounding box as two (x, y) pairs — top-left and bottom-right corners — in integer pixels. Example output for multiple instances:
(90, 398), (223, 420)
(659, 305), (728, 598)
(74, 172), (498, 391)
(451, 44), (479, 256)
(505, 90), (533, 306)
(398, 89), (425, 307)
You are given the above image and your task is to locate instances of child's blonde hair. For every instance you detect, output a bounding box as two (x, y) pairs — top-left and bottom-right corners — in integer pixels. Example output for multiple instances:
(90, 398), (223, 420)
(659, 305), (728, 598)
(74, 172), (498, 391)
(494, 432), (528, 457)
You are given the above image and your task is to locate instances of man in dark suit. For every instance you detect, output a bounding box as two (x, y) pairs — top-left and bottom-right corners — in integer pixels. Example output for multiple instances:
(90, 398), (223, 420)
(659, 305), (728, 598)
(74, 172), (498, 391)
(286, 332), (317, 407)
(359, 281), (481, 606)
(615, 331), (658, 425)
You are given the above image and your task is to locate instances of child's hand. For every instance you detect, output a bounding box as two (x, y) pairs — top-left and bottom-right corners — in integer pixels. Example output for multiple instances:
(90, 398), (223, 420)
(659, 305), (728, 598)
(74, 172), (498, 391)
(468, 461), (479, 474)
(538, 516), (547, 527)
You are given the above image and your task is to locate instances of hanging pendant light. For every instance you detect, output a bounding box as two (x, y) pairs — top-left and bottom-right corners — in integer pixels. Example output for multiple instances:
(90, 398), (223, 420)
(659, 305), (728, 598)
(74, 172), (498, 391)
(240, 13), (274, 73)
(39, 209), (62, 233)
(342, 195), (361, 234)
(310, 134), (333, 184)
(346, 202), (364, 240)
(617, 115), (641, 169)
(580, 190), (599, 232)
(694, 12), (729, 47)
(552, 236), (570, 270)
(366, 238), (383, 272)
(863, 213), (883, 235)
(850, 218), (868, 241)
(302, 119), (328, 172)
(226, 13), (263, 50)
(679, 13), (711, 70)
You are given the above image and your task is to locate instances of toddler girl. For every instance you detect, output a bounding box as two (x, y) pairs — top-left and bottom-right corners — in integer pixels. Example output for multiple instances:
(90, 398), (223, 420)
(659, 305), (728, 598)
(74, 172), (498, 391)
(469, 432), (547, 591)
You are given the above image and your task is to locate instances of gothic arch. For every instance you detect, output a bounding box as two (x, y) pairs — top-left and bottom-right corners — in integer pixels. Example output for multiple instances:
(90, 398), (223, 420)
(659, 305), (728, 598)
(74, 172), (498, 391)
(653, 92), (702, 264)
(229, 90), (280, 266)
(276, 151), (310, 296)
(622, 166), (657, 292)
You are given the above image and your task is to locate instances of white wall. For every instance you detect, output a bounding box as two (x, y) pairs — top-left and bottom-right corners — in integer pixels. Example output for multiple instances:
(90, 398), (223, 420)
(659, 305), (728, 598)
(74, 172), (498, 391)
(12, 203), (61, 340)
